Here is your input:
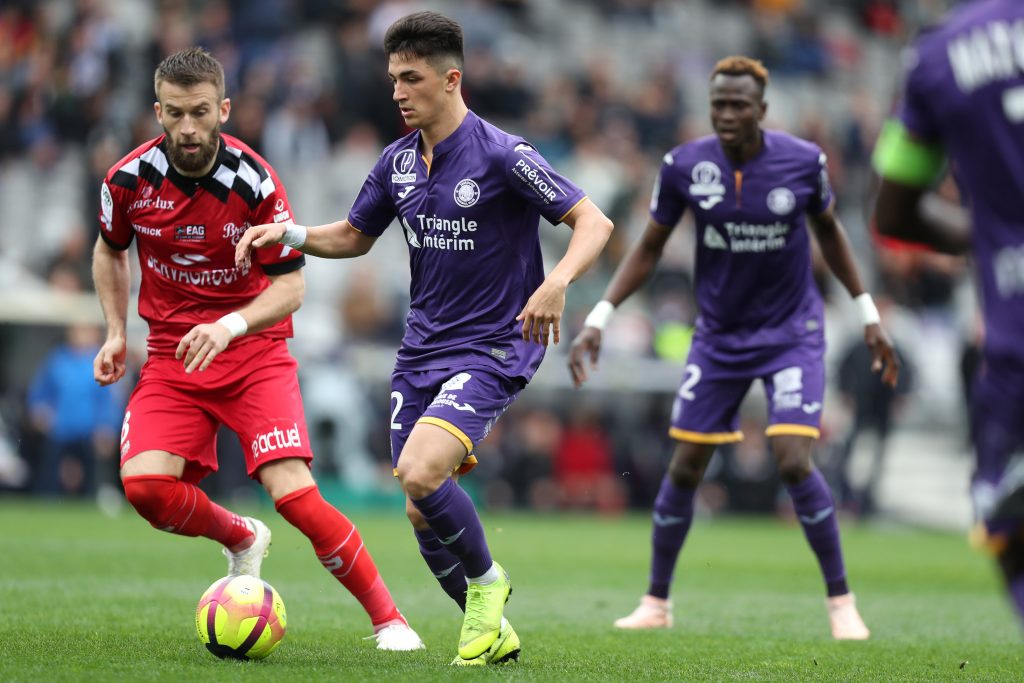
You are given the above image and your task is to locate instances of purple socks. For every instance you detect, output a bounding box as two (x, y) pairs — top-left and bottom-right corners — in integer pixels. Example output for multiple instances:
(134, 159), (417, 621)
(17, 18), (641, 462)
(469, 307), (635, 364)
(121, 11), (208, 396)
(788, 469), (849, 597)
(411, 478), (493, 579)
(414, 528), (467, 610)
(647, 475), (696, 600)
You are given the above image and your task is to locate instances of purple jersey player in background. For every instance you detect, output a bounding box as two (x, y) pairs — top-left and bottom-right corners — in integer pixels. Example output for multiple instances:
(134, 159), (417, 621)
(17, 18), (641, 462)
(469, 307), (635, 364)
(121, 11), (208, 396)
(236, 11), (613, 665)
(570, 56), (898, 640)
(872, 0), (1024, 627)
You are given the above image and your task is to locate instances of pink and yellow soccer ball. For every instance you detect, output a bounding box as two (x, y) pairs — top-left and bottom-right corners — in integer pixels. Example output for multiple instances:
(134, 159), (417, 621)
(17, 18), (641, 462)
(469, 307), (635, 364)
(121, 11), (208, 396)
(195, 575), (287, 660)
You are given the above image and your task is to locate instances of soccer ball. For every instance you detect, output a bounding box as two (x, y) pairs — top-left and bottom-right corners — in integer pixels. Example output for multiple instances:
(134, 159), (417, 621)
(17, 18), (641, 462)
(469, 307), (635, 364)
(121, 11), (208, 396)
(195, 575), (287, 660)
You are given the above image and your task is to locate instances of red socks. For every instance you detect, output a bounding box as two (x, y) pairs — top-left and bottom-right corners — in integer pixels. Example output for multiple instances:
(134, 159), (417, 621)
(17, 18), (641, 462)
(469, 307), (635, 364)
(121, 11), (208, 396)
(276, 485), (404, 629)
(122, 475), (253, 548)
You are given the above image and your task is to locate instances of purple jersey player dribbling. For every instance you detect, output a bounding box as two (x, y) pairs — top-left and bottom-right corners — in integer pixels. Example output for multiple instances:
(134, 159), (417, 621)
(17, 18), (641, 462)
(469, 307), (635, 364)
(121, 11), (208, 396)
(873, 0), (1024, 627)
(570, 56), (898, 640)
(236, 11), (613, 665)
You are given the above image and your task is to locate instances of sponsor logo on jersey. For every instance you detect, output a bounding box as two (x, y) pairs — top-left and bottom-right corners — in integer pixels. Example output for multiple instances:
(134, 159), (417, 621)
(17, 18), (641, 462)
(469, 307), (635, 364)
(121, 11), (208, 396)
(170, 253), (211, 266)
(251, 423), (302, 459)
(275, 198), (285, 212)
(132, 223), (162, 237)
(221, 222), (246, 244)
(128, 195), (175, 212)
(703, 225), (728, 250)
(392, 149), (417, 184)
(145, 254), (245, 287)
(772, 366), (804, 411)
(431, 373), (477, 413)
(511, 157), (563, 204)
(397, 185), (415, 199)
(453, 178), (480, 207)
(767, 187), (796, 215)
(405, 213), (478, 251)
(273, 210), (291, 223)
(689, 161), (725, 197)
(723, 221), (789, 252)
(174, 224), (206, 241)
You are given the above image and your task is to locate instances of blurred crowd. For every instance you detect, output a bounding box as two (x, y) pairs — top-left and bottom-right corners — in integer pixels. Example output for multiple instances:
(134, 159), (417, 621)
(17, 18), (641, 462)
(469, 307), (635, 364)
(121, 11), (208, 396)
(0, 0), (978, 523)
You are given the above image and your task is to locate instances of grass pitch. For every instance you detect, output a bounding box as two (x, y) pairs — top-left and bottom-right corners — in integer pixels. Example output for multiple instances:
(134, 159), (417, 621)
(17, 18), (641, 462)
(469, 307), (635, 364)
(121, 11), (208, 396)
(1, 499), (1020, 681)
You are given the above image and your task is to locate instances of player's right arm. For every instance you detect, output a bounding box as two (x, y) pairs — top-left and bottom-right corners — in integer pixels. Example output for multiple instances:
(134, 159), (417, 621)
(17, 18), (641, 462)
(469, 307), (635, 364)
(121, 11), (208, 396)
(92, 235), (130, 386)
(567, 218), (673, 387)
(569, 150), (687, 388)
(235, 219), (377, 268)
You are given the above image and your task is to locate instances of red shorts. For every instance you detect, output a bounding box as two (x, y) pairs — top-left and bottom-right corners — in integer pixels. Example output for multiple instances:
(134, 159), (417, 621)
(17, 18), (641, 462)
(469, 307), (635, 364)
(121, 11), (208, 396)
(119, 340), (312, 483)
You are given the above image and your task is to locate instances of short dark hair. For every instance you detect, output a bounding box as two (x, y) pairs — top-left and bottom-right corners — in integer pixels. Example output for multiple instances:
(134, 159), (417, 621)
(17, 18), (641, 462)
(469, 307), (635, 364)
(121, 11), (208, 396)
(383, 11), (464, 72)
(154, 47), (225, 100)
(711, 55), (770, 95)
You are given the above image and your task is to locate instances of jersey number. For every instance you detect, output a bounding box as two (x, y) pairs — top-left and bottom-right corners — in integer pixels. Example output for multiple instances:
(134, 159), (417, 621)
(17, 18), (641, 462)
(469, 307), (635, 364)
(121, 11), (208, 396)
(1003, 86), (1024, 123)
(390, 391), (404, 430)
(678, 364), (702, 401)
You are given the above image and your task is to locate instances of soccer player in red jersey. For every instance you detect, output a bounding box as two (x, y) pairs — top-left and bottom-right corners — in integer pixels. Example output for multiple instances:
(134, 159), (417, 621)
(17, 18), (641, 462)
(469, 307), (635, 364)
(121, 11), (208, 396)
(91, 47), (423, 651)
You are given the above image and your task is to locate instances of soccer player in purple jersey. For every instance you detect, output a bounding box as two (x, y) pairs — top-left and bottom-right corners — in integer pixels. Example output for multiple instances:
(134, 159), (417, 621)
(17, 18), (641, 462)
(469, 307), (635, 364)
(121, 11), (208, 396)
(570, 56), (899, 640)
(872, 0), (1024, 626)
(236, 11), (613, 664)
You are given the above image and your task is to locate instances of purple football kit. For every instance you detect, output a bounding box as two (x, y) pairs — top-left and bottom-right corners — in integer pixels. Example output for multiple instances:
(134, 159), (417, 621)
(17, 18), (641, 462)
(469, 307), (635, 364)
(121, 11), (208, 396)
(897, 0), (1024, 533)
(650, 130), (832, 443)
(347, 111), (586, 469)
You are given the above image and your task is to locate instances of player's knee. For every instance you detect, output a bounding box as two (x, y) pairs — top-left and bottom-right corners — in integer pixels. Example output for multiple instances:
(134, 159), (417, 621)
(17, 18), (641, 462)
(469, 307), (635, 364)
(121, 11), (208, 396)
(667, 447), (708, 488)
(777, 455), (813, 485)
(122, 475), (178, 528)
(396, 461), (445, 500)
(405, 498), (430, 530)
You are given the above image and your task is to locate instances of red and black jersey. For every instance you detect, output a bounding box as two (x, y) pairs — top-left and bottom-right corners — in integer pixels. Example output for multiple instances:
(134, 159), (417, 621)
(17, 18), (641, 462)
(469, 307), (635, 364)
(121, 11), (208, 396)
(99, 133), (303, 356)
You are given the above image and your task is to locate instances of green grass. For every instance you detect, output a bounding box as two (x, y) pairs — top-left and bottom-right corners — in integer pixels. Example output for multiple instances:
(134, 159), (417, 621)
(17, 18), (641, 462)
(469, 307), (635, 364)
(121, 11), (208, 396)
(1, 500), (1020, 681)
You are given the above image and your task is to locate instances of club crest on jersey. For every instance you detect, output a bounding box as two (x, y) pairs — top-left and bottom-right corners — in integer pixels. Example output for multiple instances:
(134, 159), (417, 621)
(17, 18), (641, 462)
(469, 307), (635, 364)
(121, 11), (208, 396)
(392, 149), (417, 184)
(174, 224), (206, 241)
(767, 187), (796, 216)
(689, 161), (725, 197)
(453, 179), (480, 207)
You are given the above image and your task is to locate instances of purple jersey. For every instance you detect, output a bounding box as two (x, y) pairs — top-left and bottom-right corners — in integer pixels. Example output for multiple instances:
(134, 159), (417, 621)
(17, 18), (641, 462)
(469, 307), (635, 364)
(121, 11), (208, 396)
(348, 111), (586, 381)
(898, 0), (1024, 360)
(650, 130), (831, 355)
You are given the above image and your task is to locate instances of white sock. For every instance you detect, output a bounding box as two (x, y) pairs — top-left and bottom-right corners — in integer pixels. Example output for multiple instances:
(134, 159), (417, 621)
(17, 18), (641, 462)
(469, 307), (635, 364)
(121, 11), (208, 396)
(467, 563), (499, 585)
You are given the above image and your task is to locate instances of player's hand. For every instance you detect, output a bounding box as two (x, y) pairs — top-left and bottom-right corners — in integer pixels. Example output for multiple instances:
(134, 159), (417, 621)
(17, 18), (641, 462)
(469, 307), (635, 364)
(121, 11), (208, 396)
(516, 278), (567, 346)
(865, 323), (900, 388)
(94, 335), (127, 386)
(235, 223), (286, 269)
(176, 322), (233, 374)
(568, 326), (603, 388)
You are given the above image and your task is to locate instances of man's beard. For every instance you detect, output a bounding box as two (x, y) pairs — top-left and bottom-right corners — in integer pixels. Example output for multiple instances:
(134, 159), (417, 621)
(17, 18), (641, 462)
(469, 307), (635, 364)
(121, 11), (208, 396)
(164, 125), (220, 174)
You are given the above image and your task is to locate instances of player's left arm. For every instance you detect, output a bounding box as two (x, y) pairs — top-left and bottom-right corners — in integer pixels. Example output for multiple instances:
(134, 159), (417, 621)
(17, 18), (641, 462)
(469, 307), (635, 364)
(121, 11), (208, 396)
(517, 198), (614, 346)
(175, 269), (304, 374)
(871, 121), (970, 254)
(807, 205), (899, 387)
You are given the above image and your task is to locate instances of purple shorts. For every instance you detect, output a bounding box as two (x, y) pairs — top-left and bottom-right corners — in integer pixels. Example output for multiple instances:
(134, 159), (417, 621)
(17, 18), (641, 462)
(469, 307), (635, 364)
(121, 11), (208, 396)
(389, 367), (524, 473)
(969, 354), (1024, 534)
(669, 336), (825, 444)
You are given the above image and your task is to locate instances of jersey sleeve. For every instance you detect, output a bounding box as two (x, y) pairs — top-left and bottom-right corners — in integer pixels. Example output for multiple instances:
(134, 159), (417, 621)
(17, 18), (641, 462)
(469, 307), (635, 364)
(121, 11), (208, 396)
(806, 149), (833, 215)
(897, 44), (943, 143)
(347, 152), (397, 236)
(649, 152), (689, 228)
(250, 163), (305, 276)
(504, 143), (586, 225)
(98, 176), (134, 250)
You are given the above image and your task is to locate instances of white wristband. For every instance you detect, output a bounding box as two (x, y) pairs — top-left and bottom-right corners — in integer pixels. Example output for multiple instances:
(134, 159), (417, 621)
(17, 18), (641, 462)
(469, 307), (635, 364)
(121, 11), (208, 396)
(281, 222), (307, 248)
(855, 293), (881, 326)
(217, 312), (248, 339)
(583, 300), (615, 330)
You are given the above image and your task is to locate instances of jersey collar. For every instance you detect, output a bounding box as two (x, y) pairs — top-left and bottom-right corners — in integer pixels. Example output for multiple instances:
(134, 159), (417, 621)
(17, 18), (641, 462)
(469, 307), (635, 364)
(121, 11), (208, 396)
(160, 135), (233, 202)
